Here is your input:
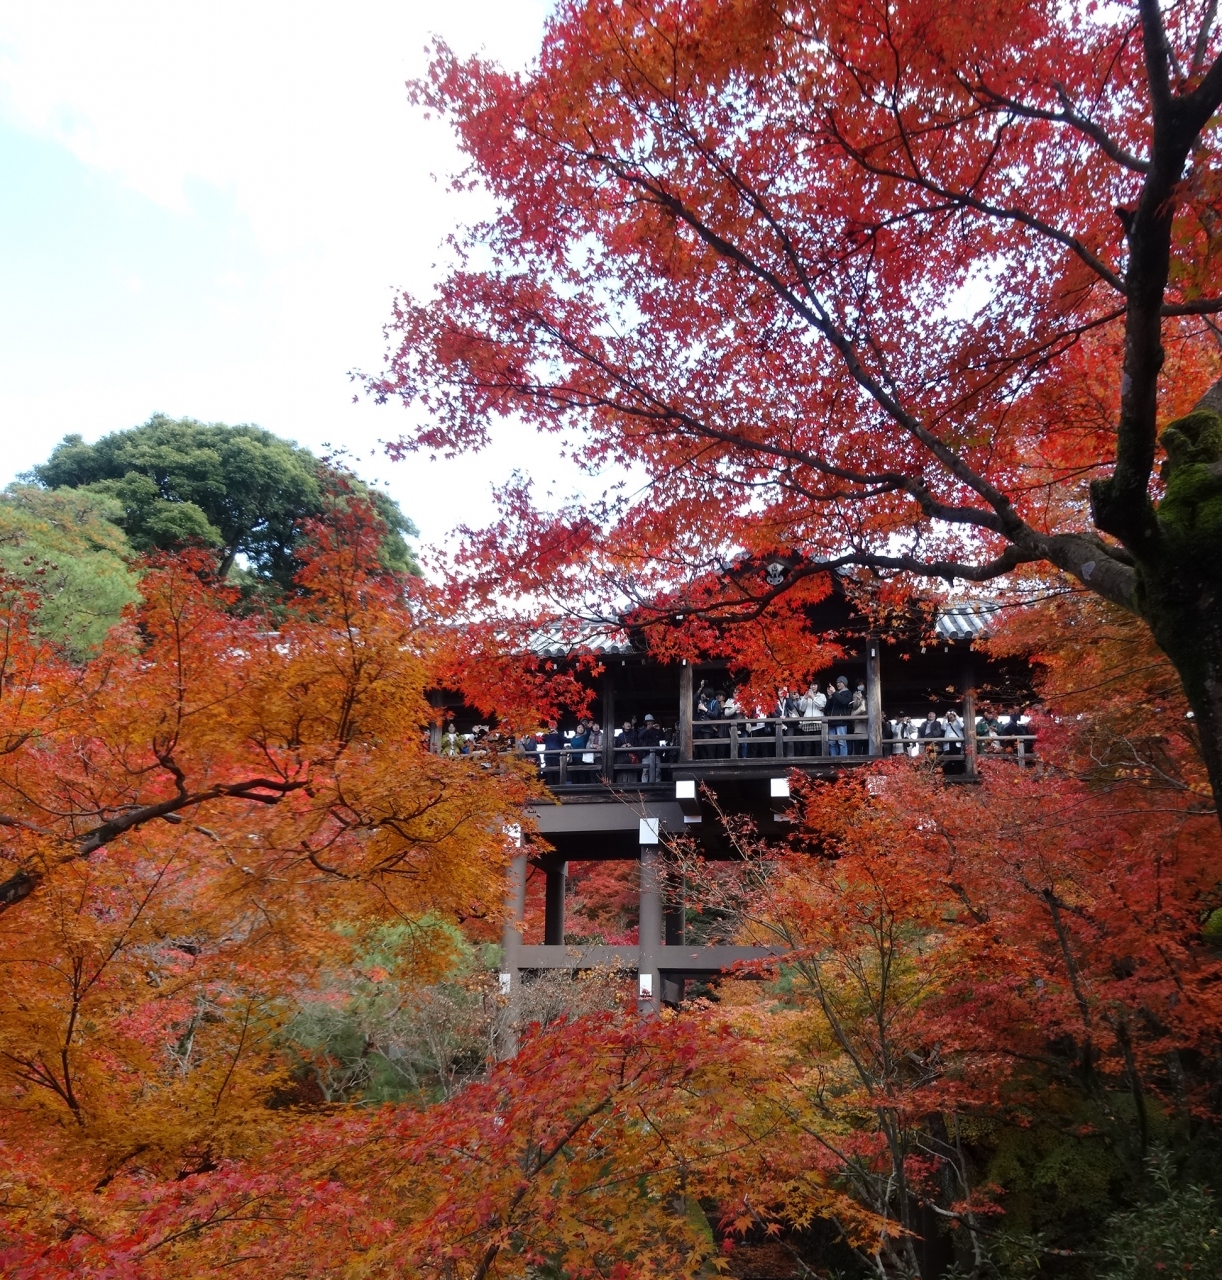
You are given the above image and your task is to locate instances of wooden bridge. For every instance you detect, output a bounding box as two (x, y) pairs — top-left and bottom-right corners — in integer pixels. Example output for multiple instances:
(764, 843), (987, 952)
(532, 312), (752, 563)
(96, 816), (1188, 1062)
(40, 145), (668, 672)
(493, 610), (1034, 1013)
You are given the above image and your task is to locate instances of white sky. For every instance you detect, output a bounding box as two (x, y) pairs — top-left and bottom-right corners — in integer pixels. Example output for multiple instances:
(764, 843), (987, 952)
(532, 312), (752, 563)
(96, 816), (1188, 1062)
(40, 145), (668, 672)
(0, 0), (603, 561)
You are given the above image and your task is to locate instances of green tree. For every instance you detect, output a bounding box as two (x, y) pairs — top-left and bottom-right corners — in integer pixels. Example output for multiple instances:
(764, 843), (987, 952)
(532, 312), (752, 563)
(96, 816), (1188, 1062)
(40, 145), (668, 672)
(1100, 1153), (1222, 1280)
(35, 415), (419, 586)
(0, 485), (140, 658)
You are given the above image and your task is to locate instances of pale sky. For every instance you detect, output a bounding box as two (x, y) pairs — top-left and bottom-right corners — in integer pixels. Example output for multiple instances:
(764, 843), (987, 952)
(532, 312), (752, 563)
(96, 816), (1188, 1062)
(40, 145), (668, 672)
(0, 0), (601, 562)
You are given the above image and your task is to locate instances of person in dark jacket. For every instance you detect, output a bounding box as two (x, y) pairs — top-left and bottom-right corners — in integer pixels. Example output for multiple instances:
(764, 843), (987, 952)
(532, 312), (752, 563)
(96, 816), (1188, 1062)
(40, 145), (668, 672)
(827, 676), (856, 756)
(615, 718), (640, 782)
(638, 713), (663, 782)
(1000, 710), (1028, 755)
(542, 721), (563, 777)
(917, 710), (944, 759)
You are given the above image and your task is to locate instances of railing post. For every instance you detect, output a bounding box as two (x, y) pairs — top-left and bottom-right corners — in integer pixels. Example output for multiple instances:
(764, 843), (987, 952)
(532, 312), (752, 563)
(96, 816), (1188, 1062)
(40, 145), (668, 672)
(866, 639), (883, 757)
(679, 662), (694, 762)
(558, 748), (567, 786)
(728, 721), (739, 759)
(775, 717), (785, 758)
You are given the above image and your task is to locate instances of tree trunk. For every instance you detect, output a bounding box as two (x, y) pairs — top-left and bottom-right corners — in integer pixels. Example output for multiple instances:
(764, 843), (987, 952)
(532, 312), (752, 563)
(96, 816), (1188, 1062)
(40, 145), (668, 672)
(1134, 561), (1222, 811)
(1112, 381), (1222, 817)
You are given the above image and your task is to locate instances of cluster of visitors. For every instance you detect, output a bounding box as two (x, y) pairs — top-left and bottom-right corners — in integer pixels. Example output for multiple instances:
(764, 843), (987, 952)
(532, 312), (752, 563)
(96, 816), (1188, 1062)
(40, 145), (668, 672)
(695, 676), (870, 757)
(437, 721), (508, 766)
(612, 714), (668, 782)
(887, 708), (1032, 758)
(504, 689), (1035, 783)
(517, 718), (605, 781)
(515, 714), (675, 783)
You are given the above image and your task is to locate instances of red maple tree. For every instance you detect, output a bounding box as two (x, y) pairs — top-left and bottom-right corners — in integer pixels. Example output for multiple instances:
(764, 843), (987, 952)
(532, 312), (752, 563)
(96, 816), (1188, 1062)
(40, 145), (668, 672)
(372, 0), (1222, 811)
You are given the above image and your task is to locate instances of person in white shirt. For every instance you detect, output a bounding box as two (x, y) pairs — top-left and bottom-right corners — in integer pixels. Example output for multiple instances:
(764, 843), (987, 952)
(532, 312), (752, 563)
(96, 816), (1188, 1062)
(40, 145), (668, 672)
(797, 682), (826, 756)
(943, 709), (965, 757)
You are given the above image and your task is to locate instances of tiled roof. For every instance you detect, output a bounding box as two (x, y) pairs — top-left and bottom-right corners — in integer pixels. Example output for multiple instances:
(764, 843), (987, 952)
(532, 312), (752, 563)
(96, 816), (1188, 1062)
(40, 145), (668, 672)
(530, 626), (634, 659)
(528, 600), (997, 657)
(935, 602), (997, 639)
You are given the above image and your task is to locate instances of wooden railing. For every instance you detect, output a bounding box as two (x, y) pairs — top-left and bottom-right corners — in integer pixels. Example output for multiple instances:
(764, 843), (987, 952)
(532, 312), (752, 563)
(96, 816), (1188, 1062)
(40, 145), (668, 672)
(516, 719), (1037, 784)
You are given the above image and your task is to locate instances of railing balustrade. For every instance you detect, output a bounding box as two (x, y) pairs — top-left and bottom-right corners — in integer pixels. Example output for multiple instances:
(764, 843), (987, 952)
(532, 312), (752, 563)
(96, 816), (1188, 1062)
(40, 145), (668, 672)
(508, 719), (1037, 785)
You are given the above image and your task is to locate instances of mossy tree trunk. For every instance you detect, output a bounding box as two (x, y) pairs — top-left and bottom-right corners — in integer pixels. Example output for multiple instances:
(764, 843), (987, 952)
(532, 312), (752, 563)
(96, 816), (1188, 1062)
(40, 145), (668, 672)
(1130, 523), (1222, 816)
(1085, 381), (1222, 819)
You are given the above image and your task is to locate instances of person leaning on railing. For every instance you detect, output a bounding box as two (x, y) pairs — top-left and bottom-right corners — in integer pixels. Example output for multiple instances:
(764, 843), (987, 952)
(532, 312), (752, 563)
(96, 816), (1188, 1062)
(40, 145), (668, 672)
(568, 718), (593, 782)
(1000, 709), (1034, 756)
(894, 714), (918, 756)
(542, 721), (563, 773)
(826, 676), (855, 756)
(776, 686), (800, 757)
(637, 713), (663, 782)
(917, 709), (944, 759)
(724, 689), (745, 759)
(694, 681), (722, 759)
(585, 723), (603, 777)
(976, 708), (1002, 753)
(851, 681), (868, 754)
(615, 718), (641, 782)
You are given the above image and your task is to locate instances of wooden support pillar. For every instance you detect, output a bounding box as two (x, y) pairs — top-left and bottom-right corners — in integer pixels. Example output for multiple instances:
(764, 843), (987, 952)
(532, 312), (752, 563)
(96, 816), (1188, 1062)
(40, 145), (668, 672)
(962, 658), (978, 778)
(498, 845), (527, 1059)
(427, 691), (445, 754)
(600, 669), (615, 782)
(678, 662), (694, 762)
(661, 861), (685, 1005)
(663, 868), (685, 946)
(544, 862), (567, 945)
(638, 822), (661, 1014)
(865, 639), (883, 757)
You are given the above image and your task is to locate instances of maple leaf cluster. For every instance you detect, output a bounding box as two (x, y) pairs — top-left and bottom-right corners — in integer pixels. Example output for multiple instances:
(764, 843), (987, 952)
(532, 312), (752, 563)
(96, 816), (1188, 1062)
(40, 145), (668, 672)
(4, 553), (1219, 1277)
(8, 0), (1222, 1270)
(0, 503), (536, 1270)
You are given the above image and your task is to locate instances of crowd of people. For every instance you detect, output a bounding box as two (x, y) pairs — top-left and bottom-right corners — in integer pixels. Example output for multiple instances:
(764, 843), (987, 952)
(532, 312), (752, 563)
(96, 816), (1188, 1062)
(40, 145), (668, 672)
(894, 707), (1032, 758)
(433, 679), (1035, 783)
(695, 677), (868, 757)
(691, 680), (1032, 761)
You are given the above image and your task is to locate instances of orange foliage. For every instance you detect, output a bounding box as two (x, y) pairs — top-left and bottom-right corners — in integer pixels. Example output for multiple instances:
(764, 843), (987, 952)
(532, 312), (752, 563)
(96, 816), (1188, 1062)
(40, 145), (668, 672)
(0, 506), (534, 1261)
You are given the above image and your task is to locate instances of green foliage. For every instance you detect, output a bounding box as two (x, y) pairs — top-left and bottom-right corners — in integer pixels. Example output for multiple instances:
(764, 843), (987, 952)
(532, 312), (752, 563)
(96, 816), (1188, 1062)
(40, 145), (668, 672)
(0, 484), (139, 658)
(1203, 907), (1222, 943)
(367, 486), (420, 575)
(282, 920), (491, 1106)
(34, 414), (420, 587)
(1099, 1152), (1221, 1280)
(983, 1087), (1181, 1244)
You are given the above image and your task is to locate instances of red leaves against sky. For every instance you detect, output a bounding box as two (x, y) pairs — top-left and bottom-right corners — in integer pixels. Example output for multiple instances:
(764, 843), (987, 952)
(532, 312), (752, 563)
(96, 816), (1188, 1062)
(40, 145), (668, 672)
(369, 0), (1222, 653)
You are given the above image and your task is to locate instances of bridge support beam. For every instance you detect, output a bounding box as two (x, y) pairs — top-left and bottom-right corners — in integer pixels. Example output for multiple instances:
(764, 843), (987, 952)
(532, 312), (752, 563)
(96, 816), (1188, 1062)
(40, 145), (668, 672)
(498, 848), (528, 1059)
(544, 862), (567, 945)
(638, 820), (661, 1013)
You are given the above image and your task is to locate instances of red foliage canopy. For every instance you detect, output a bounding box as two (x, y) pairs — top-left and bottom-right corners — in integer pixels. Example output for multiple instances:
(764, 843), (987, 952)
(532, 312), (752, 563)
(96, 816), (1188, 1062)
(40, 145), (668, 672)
(370, 0), (1222, 802)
